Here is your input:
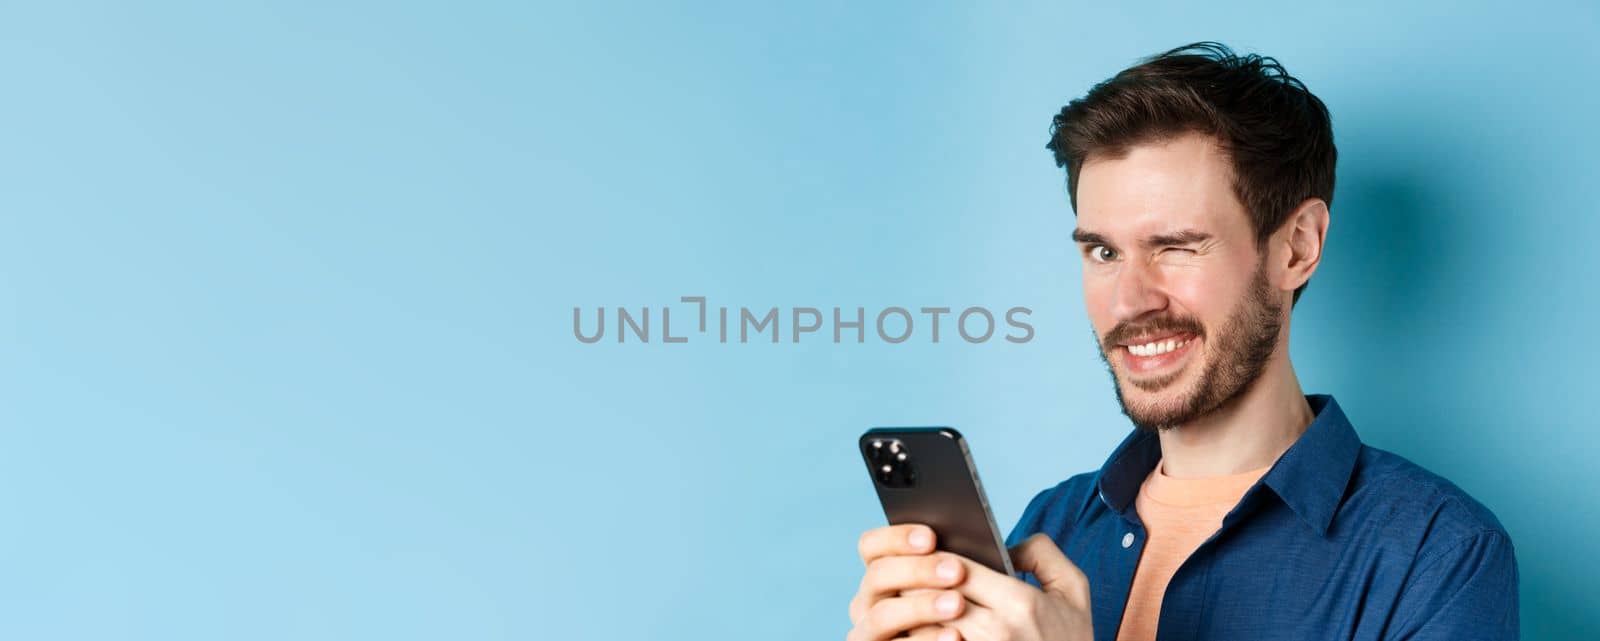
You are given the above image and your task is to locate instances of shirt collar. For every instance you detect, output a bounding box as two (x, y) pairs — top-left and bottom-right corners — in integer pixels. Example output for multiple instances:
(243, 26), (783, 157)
(1087, 394), (1362, 536)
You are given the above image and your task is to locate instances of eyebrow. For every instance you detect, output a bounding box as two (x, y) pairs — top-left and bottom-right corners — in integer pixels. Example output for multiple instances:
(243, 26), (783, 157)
(1070, 229), (1110, 245)
(1071, 228), (1213, 249)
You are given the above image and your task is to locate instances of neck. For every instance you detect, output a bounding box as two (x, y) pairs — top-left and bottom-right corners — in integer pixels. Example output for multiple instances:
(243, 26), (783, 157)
(1156, 348), (1314, 479)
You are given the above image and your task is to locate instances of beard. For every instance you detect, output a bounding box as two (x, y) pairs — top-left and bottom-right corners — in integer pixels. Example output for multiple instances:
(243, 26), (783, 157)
(1095, 260), (1284, 432)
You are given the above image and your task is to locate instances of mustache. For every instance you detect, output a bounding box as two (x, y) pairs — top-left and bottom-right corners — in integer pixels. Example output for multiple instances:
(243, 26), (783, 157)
(1103, 315), (1205, 350)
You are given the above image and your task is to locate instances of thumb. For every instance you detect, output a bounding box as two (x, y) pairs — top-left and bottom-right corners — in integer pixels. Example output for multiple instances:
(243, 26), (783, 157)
(1011, 533), (1090, 609)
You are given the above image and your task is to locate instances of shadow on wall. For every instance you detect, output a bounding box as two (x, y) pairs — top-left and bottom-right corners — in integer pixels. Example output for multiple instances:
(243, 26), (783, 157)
(1298, 111), (1597, 640)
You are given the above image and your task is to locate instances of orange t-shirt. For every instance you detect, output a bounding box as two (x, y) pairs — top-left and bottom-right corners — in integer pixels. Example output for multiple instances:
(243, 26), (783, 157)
(1114, 458), (1272, 641)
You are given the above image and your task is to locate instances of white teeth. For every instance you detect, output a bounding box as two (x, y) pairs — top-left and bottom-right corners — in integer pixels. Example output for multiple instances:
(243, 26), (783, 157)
(1129, 337), (1190, 357)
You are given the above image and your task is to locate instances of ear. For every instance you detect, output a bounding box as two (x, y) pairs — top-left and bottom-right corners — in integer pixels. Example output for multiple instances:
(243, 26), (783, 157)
(1273, 198), (1330, 297)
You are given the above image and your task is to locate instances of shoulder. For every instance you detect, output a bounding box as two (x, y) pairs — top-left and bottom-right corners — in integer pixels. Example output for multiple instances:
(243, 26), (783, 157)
(1342, 444), (1514, 562)
(1347, 447), (1521, 636)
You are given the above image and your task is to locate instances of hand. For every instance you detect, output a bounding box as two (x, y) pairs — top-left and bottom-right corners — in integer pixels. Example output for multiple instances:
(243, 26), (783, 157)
(847, 523), (966, 641)
(936, 532), (1094, 641)
(847, 526), (1093, 641)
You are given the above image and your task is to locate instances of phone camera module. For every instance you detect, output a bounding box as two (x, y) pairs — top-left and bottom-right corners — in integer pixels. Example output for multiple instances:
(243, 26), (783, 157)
(867, 439), (915, 488)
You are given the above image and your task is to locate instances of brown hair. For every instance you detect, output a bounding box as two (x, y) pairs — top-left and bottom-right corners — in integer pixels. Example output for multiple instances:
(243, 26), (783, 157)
(1046, 42), (1336, 305)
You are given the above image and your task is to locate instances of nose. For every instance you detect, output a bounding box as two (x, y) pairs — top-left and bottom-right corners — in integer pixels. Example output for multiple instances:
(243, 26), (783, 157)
(1110, 260), (1168, 324)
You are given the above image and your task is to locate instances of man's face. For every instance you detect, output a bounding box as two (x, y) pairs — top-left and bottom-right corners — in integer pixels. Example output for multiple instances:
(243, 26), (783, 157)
(1073, 132), (1285, 432)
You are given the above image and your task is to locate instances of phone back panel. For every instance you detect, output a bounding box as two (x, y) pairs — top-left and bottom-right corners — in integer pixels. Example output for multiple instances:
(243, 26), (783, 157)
(860, 427), (1014, 576)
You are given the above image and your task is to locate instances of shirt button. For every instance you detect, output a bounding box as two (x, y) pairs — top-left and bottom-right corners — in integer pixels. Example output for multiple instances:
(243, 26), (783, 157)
(1122, 532), (1134, 548)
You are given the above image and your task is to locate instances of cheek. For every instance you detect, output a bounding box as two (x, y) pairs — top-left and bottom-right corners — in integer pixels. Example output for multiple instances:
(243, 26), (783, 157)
(1081, 272), (1117, 331)
(1166, 268), (1242, 327)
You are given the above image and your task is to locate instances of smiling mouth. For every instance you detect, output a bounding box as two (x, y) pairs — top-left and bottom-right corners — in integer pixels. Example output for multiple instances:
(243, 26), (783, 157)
(1120, 333), (1199, 376)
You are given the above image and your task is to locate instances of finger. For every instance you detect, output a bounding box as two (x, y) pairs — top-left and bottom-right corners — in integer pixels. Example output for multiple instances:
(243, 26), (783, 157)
(862, 552), (967, 601)
(940, 601), (997, 641)
(849, 578), (868, 626)
(851, 584), (953, 627)
(939, 552), (1032, 611)
(858, 524), (937, 565)
(854, 590), (965, 641)
(904, 624), (960, 641)
(1010, 533), (1090, 609)
(851, 586), (939, 626)
(851, 543), (960, 623)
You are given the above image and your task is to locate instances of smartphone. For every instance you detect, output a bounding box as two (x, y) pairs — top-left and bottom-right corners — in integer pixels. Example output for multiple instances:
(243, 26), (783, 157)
(859, 427), (1014, 576)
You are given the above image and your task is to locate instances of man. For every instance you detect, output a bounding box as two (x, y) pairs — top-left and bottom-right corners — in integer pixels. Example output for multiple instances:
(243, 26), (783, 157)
(845, 42), (1518, 641)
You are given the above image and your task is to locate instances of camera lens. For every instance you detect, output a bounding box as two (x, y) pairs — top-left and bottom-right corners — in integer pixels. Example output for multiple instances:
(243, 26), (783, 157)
(868, 438), (915, 488)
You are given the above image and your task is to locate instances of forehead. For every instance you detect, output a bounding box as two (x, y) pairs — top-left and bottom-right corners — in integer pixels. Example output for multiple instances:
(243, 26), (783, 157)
(1075, 132), (1250, 238)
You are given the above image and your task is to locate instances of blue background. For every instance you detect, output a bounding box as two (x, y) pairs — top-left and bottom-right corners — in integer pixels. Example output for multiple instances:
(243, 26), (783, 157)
(3, 2), (1596, 639)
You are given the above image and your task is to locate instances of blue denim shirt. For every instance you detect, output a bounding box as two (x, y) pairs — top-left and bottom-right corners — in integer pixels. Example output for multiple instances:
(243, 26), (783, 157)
(1005, 394), (1518, 641)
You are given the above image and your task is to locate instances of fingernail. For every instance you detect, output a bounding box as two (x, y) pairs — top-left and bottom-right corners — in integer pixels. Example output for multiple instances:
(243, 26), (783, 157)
(938, 629), (958, 641)
(909, 528), (931, 550)
(936, 559), (959, 581)
(935, 592), (960, 615)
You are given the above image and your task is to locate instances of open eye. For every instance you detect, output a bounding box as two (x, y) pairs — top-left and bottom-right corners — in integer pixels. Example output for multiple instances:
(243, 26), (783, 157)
(1088, 245), (1118, 263)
